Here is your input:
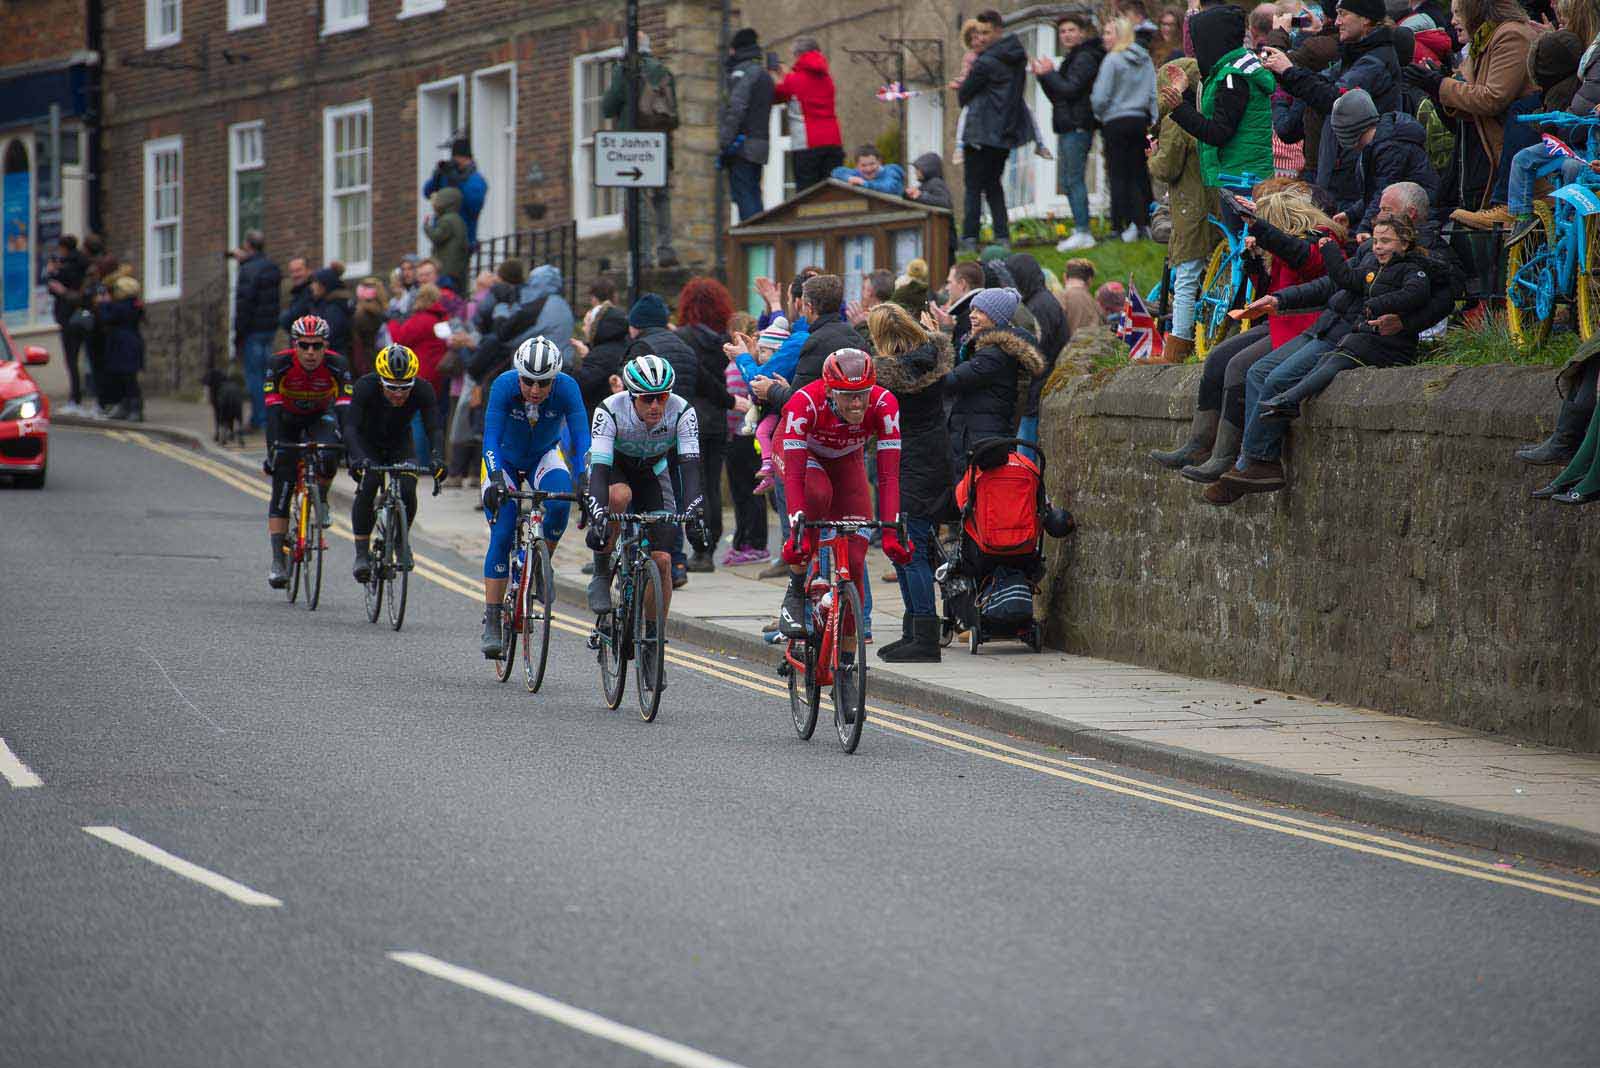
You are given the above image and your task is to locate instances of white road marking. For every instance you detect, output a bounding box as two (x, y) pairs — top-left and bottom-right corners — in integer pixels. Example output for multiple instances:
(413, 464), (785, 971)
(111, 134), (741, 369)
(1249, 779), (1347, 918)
(0, 737), (42, 788)
(388, 951), (752, 1068)
(82, 826), (282, 907)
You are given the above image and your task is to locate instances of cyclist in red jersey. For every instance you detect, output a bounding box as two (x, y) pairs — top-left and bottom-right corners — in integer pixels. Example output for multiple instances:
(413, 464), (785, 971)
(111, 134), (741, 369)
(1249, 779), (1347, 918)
(776, 348), (913, 637)
(263, 314), (352, 588)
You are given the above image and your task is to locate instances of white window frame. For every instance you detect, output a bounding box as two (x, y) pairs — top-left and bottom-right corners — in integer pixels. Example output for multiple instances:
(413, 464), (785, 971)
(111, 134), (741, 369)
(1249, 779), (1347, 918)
(228, 121), (265, 338)
(398, 0), (447, 18)
(572, 46), (624, 238)
(322, 0), (369, 36)
(471, 62), (518, 243)
(145, 0), (181, 50)
(143, 136), (183, 302)
(323, 101), (372, 276)
(228, 0), (266, 32)
(416, 75), (466, 254)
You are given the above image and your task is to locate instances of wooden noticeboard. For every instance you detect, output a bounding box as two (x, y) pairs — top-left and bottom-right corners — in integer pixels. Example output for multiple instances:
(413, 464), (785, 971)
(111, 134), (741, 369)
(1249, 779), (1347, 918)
(725, 179), (953, 316)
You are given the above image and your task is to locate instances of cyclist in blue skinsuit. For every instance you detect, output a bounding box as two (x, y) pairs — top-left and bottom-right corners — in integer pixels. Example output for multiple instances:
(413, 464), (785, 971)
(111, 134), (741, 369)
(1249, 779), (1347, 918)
(478, 336), (590, 657)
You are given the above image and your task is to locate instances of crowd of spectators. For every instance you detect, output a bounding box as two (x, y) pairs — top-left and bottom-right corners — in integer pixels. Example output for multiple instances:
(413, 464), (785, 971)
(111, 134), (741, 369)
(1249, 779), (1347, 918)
(43, 233), (146, 421)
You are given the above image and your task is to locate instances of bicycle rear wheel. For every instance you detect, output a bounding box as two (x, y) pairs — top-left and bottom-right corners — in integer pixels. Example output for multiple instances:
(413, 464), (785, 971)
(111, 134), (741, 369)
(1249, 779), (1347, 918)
(832, 581), (868, 753)
(633, 559), (666, 723)
(385, 504), (409, 631)
(306, 490), (325, 612)
(521, 540), (554, 693)
(1193, 242), (1241, 361)
(286, 492), (304, 603)
(788, 635), (821, 740)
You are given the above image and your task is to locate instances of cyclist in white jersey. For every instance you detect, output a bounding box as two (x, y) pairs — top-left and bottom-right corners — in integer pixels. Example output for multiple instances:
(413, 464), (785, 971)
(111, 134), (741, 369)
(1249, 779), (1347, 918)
(584, 354), (705, 616)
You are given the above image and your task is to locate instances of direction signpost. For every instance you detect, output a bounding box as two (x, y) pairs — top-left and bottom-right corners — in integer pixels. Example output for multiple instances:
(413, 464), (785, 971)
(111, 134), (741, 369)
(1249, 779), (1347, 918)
(593, 132), (668, 189)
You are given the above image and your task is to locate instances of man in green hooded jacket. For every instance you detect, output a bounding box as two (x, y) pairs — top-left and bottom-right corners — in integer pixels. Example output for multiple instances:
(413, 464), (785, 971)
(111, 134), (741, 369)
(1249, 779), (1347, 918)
(1159, 2), (1276, 189)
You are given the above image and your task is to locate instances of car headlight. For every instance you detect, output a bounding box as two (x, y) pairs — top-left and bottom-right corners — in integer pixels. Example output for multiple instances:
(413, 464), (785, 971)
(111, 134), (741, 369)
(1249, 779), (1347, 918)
(0, 392), (41, 421)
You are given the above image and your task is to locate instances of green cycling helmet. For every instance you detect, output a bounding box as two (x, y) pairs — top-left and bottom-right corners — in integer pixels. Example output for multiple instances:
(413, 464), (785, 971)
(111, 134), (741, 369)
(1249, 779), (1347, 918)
(622, 353), (675, 395)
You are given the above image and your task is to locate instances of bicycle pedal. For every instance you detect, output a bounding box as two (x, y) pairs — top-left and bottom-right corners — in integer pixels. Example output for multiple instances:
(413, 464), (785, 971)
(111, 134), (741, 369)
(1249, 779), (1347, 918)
(777, 660), (791, 678)
(587, 630), (602, 651)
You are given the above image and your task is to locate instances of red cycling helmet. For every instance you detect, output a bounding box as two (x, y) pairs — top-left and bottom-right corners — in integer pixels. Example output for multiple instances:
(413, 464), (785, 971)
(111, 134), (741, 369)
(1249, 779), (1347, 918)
(290, 315), (331, 342)
(822, 348), (875, 391)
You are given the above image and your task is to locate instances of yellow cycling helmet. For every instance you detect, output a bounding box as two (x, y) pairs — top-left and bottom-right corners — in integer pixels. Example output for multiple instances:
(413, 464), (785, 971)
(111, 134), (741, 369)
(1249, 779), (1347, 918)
(374, 344), (419, 386)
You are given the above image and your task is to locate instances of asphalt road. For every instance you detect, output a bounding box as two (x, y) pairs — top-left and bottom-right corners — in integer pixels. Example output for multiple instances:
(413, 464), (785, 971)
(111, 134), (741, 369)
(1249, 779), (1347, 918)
(3, 427), (1599, 1068)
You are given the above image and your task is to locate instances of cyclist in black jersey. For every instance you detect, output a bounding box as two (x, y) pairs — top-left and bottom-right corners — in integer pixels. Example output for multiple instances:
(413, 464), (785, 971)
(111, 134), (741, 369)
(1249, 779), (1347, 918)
(345, 345), (446, 582)
(264, 315), (352, 588)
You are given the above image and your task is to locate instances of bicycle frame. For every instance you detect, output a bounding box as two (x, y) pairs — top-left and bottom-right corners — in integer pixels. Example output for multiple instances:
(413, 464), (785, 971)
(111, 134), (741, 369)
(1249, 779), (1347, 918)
(782, 513), (904, 688)
(275, 441), (343, 559)
(1195, 173), (1264, 346)
(606, 509), (692, 618)
(503, 489), (578, 624)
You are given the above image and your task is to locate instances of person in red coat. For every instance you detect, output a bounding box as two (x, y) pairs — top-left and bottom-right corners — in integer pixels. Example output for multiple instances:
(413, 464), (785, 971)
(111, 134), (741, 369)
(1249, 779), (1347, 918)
(773, 39), (844, 192)
(388, 282), (454, 463)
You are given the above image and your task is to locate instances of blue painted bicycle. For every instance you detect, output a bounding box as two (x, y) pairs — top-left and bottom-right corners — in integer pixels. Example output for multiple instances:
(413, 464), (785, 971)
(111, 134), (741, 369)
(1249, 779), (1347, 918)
(1505, 112), (1600, 345)
(1194, 171), (1266, 359)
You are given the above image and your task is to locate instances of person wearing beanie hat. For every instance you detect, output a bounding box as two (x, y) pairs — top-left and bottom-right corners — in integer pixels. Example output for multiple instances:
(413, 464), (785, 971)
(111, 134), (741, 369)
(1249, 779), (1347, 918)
(627, 293), (671, 330)
(1332, 87), (1439, 235)
(889, 259), (931, 314)
(756, 320), (791, 352)
(942, 286), (1045, 473)
(1330, 87), (1379, 148)
(720, 28), (775, 220)
(422, 133), (488, 245)
(1260, 0), (1401, 213)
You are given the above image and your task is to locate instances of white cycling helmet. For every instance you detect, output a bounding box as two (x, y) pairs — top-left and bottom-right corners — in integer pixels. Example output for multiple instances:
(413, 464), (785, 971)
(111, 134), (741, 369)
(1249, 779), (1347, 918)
(622, 353), (675, 395)
(513, 336), (562, 382)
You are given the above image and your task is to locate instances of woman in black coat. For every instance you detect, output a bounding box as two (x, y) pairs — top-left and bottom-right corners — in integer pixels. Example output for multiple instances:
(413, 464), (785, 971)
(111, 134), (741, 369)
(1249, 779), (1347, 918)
(941, 287), (1046, 475)
(869, 302), (954, 664)
(574, 305), (631, 415)
(96, 275), (146, 421)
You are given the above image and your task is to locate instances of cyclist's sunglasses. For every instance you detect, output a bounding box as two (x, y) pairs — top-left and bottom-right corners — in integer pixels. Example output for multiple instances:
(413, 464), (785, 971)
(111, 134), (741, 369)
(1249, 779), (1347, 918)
(295, 340), (326, 350)
(636, 393), (670, 406)
(380, 378), (415, 392)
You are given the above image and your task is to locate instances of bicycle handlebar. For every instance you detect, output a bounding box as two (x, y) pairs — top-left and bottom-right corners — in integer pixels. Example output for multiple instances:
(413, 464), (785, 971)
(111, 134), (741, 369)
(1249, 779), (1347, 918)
(273, 441), (345, 452)
(363, 462), (425, 472)
(508, 489), (580, 503)
(1515, 111), (1600, 126)
(607, 509), (699, 525)
(1215, 171), (1265, 192)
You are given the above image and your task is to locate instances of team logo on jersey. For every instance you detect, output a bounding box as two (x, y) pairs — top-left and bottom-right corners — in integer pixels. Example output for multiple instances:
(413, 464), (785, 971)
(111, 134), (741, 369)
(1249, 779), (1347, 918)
(880, 411), (901, 435)
(523, 402), (541, 425)
(784, 411), (809, 436)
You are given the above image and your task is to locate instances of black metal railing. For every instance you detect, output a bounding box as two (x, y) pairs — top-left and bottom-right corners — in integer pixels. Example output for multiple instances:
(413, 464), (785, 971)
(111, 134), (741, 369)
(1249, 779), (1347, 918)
(471, 221), (579, 307)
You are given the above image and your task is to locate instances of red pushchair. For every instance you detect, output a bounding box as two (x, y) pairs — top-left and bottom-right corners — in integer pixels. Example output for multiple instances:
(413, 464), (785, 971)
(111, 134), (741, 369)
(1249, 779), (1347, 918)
(934, 437), (1074, 654)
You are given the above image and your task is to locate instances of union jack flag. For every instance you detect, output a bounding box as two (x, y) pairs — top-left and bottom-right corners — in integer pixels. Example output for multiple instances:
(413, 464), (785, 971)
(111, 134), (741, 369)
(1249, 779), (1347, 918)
(1119, 280), (1163, 363)
(1543, 133), (1579, 159)
(875, 82), (919, 102)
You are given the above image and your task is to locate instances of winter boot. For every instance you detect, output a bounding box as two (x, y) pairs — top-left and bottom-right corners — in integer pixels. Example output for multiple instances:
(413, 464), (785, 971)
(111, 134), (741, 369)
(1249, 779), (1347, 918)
(1150, 408), (1217, 469)
(1515, 400), (1592, 466)
(879, 615), (941, 664)
(1180, 418), (1244, 483)
(481, 605), (505, 659)
(1156, 335), (1194, 366)
(875, 613), (915, 660)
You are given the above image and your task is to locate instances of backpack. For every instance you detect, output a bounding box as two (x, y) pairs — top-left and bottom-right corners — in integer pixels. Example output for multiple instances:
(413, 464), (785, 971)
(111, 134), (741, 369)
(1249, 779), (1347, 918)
(637, 61), (680, 132)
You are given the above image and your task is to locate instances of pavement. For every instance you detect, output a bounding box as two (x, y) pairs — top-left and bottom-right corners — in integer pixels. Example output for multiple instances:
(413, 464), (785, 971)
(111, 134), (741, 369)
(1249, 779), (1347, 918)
(47, 396), (1600, 872)
(6, 424), (1600, 1066)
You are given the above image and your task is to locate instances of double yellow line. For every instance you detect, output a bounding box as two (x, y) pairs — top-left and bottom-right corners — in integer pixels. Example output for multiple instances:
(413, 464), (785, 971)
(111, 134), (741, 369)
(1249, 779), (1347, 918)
(105, 427), (1600, 908)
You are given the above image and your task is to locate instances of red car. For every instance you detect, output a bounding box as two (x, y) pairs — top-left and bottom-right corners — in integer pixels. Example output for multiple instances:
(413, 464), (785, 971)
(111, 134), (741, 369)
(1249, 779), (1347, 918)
(0, 320), (50, 489)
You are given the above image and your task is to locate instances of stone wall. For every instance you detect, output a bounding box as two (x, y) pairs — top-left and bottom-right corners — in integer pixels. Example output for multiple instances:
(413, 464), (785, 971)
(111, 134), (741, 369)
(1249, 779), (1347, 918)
(1035, 363), (1600, 753)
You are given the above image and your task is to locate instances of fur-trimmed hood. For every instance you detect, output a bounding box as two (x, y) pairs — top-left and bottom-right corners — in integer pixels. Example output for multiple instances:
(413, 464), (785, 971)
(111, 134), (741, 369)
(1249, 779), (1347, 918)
(968, 326), (1046, 378)
(875, 332), (953, 395)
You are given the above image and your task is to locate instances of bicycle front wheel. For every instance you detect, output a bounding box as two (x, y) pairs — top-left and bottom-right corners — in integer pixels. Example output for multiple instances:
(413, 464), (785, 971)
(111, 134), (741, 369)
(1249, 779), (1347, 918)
(832, 581), (868, 754)
(286, 491), (304, 603)
(598, 566), (628, 709)
(633, 559), (667, 723)
(306, 492), (325, 612)
(788, 635), (821, 740)
(522, 540), (554, 693)
(385, 505), (409, 631)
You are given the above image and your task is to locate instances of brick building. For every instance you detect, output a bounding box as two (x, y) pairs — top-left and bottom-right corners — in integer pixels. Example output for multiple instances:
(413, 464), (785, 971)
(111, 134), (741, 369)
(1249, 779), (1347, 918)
(97, 0), (728, 393)
(0, 0), (99, 337)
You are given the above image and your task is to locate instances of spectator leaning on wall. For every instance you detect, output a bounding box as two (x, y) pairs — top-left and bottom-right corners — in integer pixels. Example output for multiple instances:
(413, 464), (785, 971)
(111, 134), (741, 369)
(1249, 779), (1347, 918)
(831, 145), (906, 194)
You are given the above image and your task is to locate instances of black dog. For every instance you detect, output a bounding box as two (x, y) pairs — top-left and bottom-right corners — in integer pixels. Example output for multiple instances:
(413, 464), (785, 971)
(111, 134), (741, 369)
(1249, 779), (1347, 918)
(202, 368), (245, 446)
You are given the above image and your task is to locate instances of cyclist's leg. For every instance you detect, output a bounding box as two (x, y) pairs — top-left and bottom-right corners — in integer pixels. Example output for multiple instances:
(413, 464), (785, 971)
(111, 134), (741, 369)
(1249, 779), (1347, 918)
(636, 462), (673, 619)
(312, 414), (340, 525)
(266, 417), (308, 582)
(482, 464), (527, 605)
(531, 445), (573, 547)
(824, 455), (874, 644)
(587, 466), (633, 615)
(351, 462), (383, 580)
(780, 458), (836, 634)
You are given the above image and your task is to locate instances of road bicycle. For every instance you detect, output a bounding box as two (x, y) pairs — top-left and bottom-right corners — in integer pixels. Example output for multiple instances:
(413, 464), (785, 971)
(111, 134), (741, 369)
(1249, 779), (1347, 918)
(1194, 171), (1266, 360)
(588, 509), (694, 722)
(1505, 112), (1600, 345)
(487, 488), (579, 692)
(275, 441), (343, 611)
(359, 463), (439, 631)
(777, 512), (905, 754)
